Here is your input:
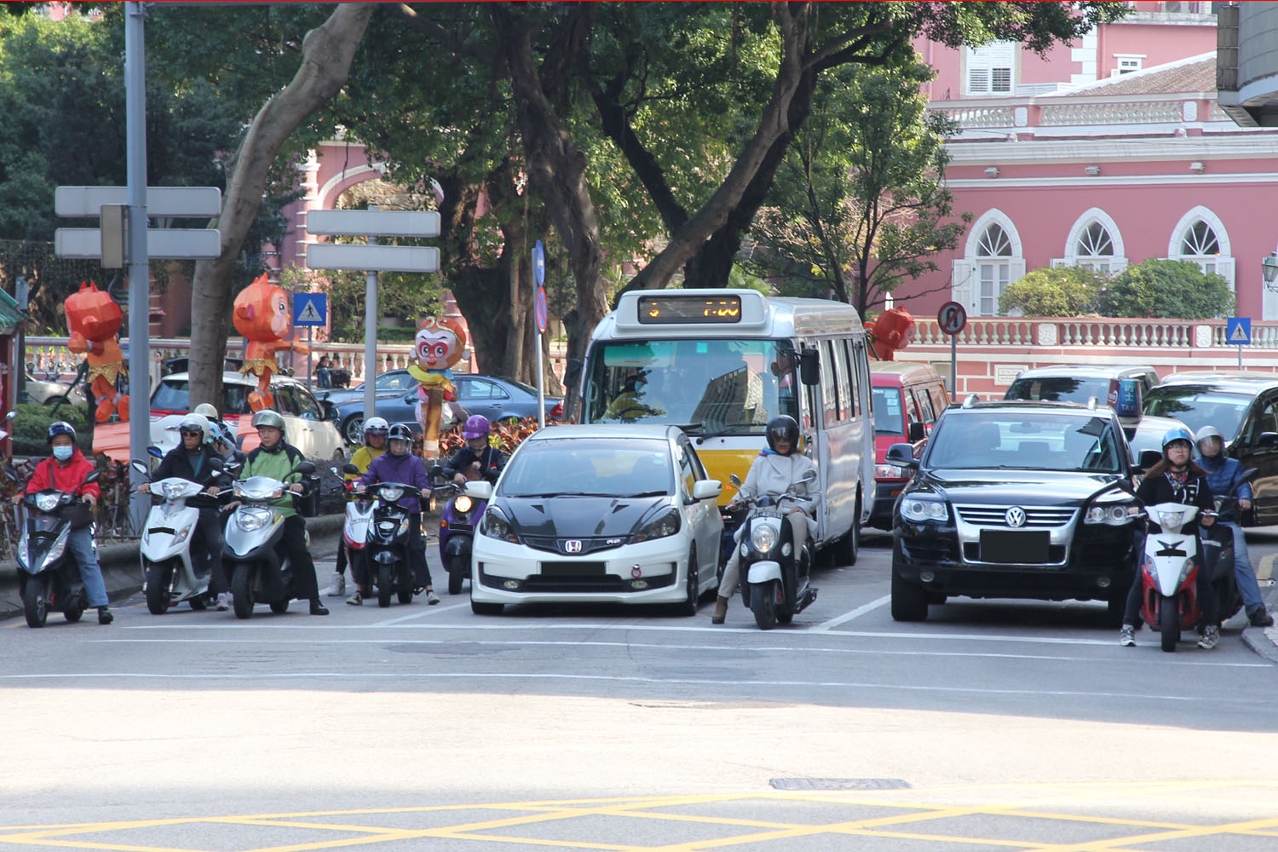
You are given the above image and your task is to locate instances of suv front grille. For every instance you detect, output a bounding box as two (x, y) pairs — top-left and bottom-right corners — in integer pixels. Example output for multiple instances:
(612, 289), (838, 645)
(955, 505), (1076, 528)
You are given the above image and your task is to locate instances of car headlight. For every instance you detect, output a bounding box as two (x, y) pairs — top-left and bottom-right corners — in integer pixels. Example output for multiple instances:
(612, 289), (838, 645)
(35, 493), (60, 512)
(454, 494), (473, 515)
(875, 464), (908, 480)
(1084, 503), (1139, 525)
(634, 509), (681, 543)
(750, 522), (779, 553)
(235, 507), (274, 532)
(900, 497), (948, 523)
(379, 485), (405, 503)
(481, 508), (518, 542)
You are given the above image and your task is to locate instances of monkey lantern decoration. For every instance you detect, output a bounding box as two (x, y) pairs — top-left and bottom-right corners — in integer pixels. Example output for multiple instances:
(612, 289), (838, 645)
(233, 274), (310, 411)
(864, 307), (916, 361)
(408, 316), (467, 459)
(65, 281), (129, 423)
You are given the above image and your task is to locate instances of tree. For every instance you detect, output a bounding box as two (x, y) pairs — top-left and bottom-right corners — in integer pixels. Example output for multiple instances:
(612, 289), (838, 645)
(999, 266), (1105, 317)
(1095, 259), (1235, 320)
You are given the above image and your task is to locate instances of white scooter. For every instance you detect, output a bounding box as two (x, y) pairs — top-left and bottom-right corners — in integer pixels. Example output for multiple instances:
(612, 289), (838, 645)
(133, 454), (224, 614)
(223, 461), (316, 619)
(334, 463), (375, 599)
(730, 469), (819, 630)
(1136, 502), (1212, 652)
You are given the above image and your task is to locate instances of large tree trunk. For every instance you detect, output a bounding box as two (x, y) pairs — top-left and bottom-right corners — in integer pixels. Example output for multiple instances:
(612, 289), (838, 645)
(188, 4), (373, 408)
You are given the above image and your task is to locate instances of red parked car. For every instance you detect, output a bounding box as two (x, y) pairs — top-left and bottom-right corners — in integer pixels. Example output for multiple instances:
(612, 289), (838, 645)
(869, 362), (949, 530)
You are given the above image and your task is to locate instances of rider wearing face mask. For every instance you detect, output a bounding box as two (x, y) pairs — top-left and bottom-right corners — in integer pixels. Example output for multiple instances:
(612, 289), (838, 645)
(712, 415), (819, 625)
(1119, 427), (1218, 648)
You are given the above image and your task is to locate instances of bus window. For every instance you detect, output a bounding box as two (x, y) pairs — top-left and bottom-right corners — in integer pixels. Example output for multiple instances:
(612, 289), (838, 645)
(820, 339), (839, 428)
(832, 340), (852, 423)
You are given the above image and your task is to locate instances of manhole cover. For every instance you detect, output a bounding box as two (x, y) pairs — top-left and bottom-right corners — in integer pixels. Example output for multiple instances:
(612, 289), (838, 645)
(769, 778), (911, 791)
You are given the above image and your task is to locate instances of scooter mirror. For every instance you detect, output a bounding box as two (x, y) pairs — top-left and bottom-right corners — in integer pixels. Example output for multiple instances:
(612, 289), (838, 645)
(730, 473), (743, 487)
(2, 410), (16, 423)
(293, 461), (317, 476)
(147, 446), (164, 459)
(800, 469), (817, 483)
(130, 460), (150, 477)
(342, 463), (359, 476)
(84, 470), (101, 484)
(208, 457), (224, 472)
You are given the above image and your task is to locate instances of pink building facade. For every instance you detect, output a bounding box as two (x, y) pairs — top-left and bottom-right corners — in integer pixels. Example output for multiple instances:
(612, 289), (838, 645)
(896, 3), (1278, 324)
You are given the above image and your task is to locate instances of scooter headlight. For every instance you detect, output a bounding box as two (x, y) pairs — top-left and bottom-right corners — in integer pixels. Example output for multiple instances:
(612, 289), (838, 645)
(235, 507), (273, 532)
(379, 485), (405, 503)
(161, 481), (188, 501)
(454, 495), (473, 515)
(35, 493), (59, 512)
(750, 523), (779, 553)
(1158, 509), (1185, 530)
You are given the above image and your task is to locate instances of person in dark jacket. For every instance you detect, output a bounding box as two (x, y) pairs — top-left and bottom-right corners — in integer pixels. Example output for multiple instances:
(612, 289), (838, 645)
(1196, 425), (1273, 627)
(1120, 426), (1219, 648)
(441, 415), (504, 485)
(139, 414), (232, 610)
(355, 423), (437, 604)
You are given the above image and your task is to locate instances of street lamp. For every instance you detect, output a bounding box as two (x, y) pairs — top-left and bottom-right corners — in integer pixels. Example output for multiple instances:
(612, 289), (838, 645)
(1264, 253), (1278, 293)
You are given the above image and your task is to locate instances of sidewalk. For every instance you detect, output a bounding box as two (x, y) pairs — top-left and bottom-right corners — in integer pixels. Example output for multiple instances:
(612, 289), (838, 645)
(1241, 550), (1278, 663)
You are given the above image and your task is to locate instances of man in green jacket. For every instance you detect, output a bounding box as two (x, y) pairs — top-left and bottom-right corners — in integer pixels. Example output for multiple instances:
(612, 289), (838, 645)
(238, 410), (329, 615)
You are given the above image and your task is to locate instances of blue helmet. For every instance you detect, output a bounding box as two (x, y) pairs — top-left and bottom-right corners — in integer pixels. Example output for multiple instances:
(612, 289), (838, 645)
(46, 421), (76, 443)
(1161, 426), (1196, 453)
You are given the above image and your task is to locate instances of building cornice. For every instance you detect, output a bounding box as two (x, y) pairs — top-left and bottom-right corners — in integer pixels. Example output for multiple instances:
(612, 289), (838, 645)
(945, 172), (1278, 190)
(946, 134), (1278, 165)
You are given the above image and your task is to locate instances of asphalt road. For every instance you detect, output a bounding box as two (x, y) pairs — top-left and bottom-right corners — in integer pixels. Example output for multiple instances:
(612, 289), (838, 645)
(2, 528), (1277, 851)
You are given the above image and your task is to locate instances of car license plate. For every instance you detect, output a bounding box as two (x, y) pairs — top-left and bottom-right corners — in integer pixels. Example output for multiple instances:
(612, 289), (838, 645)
(540, 562), (606, 576)
(980, 530), (1050, 564)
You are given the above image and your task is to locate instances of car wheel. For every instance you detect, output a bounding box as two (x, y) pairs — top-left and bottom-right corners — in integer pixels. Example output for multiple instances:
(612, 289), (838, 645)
(331, 446), (346, 462)
(343, 415), (365, 445)
(890, 567), (929, 622)
(676, 547), (699, 617)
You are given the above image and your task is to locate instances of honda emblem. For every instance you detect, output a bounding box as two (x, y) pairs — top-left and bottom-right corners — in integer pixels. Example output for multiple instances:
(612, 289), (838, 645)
(564, 540), (583, 554)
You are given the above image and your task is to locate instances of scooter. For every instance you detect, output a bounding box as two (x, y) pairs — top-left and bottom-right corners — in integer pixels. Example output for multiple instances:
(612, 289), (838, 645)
(1196, 469), (1258, 628)
(15, 471), (101, 628)
(730, 470), (819, 630)
(335, 463), (376, 600)
(223, 461), (316, 619)
(430, 470), (488, 596)
(1137, 502), (1216, 652)
(133, 453), (225, 614)
(361, 481), (423, 607)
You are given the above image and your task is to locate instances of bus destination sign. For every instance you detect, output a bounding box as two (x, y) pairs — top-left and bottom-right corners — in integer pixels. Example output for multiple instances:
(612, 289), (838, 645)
(637, 294), (742, 325)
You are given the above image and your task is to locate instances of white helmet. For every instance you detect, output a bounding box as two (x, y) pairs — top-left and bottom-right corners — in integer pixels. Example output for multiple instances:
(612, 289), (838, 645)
(193, 403), (219, 420)
(177, 413), (210, 443)
(362, 417), (389, 440)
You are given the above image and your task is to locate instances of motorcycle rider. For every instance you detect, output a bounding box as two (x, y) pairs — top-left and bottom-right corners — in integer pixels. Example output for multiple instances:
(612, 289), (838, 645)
(139, 414), (232, 610)
(441, 415), (504, 485)
(354, 423), (438, 604)
(1195, 425), (1274, 628)
(1120, 426), (1217, 648)
(235, 409), (329, 616)
(335, 417), (389, 603)
(13, 422), (112, 624)
(711, 415), (818, 625)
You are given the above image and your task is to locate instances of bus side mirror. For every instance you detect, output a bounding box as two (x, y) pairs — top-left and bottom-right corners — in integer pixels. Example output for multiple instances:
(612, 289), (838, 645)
(799, 347), (819, 386)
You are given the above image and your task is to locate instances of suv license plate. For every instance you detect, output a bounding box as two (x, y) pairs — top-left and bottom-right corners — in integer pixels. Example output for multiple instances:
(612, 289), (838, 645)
(980, 530), (1050, 564)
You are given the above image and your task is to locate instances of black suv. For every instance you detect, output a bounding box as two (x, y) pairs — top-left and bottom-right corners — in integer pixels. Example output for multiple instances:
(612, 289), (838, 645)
(887, 399), (1143, 624)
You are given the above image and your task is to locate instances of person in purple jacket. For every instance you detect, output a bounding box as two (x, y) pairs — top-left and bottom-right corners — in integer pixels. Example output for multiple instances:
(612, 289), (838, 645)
(355, 423), (439, 604)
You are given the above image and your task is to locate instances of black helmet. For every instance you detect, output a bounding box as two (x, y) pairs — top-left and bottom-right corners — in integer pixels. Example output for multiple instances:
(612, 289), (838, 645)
(47, 421), (77, 443)
(765, 415), (799, 453)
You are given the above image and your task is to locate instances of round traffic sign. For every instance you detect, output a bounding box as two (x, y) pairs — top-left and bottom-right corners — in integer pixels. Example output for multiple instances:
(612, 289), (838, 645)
(532, 240), (546, 288)
(938, 301), (967, 336)
(535, 286), (548, 334)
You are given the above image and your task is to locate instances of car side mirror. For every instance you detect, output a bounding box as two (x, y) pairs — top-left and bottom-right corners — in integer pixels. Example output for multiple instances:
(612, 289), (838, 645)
(908, 421), (926, 442)
(1139, 449), (1162, 471)
(1258, 432), (1278, 450)
(463, 481), (493, 501)
(799, 347), (820, 386)
(886, 443), (918, 468)
(691, 480), (723, 502)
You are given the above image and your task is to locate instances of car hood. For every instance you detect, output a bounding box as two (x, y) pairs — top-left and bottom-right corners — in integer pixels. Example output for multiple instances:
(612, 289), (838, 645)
(496, 495), (670, 537)
(912, 469), (1129, 505)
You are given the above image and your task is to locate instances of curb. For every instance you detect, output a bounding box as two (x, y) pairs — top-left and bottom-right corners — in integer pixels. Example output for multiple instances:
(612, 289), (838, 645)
(1240, 581), (1278, 663)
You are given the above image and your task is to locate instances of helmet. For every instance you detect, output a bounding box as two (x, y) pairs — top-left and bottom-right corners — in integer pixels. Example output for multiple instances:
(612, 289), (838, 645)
(765, 415), (800, 453)
(387, 423), (413, 455)
(1161, 426), (1196, 453)
(47, 421), (76, 444)
(362, 417), (389, 441)
(1196, 425), (1223, 448)
(177, 413), (210, 443)
(193, 403), (219, 420)
(462, 415), (490, 440)
(251, 410), (285, 432)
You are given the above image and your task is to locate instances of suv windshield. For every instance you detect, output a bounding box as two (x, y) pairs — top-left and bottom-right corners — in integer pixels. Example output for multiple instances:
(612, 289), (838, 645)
(1143, 386), (1252, 441)
(1005, 376), (1111, 405)
(926, 411), (1125, 473)
(499, 438), (673, 498)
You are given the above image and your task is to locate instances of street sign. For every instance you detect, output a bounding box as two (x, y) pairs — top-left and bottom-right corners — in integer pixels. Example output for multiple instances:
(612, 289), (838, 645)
(55, 185), (222, 218)
(293, 293), (328, 327)
(535, 286), (548, 334)
(1227, 316), (1252, 345)
(532, 240), (546, 287)
(54, 227), (221, 259)
(938, 301), (968, 336)
(307, 209), (441, 238)
(306, 243), (439, 273)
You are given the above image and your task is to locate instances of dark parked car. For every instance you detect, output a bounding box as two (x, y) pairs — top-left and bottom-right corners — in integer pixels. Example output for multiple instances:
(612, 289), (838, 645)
(318, 368), (420, 407)
(333, 373), (565, 445)
(888, 398), (1142, 624)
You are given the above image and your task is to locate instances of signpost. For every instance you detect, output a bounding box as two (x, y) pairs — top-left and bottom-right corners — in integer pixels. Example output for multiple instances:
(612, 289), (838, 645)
(293, 293), (328, 389)
(532, 240), (547, 428)
(1227, 316), (1252, 369)
(937, 301), (968, 397)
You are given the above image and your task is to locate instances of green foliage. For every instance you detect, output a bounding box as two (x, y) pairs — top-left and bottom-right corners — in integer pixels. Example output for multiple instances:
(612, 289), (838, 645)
(10, 402), (91, 457)
(1096, 259), (1235, 319)
(999, 267), (1105, 317)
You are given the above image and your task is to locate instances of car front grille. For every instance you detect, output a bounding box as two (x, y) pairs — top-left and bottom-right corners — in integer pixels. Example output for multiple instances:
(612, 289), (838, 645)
(955, 505), (1076, 528)
(521, 535), (632, 556)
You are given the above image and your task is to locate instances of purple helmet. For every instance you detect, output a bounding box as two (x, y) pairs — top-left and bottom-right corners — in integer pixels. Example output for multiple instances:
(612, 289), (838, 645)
(462, 415), (490, 440)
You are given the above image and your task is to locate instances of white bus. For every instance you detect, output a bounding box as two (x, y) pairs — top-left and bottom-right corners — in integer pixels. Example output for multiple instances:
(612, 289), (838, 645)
(581, 289), (874, 564)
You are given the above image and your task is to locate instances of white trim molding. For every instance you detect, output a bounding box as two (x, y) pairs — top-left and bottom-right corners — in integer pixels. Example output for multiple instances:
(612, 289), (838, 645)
(1167, 205), (1231, 258)
(1064, 207), (1126, 260)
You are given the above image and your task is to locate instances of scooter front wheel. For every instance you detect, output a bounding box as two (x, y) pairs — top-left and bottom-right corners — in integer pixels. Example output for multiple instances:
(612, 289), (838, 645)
(22, 576), (48, 628)
(750, 580), (778, 630)
(447, 560), (465, 596)
(231, 564), (254, 620)
(1160, 593), (1179, 653)
(378, 563), (393, 608)
(145, 563), (172, 615)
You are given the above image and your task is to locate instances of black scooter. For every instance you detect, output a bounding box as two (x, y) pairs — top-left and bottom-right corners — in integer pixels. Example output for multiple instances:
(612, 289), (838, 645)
(362, 481), (424, 607)
(15, 471), (101, 628)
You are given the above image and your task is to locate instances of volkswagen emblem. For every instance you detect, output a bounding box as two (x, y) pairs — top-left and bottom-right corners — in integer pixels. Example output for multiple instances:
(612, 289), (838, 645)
(564, 539), (583, 554)
(1005, 507), (1027, 528)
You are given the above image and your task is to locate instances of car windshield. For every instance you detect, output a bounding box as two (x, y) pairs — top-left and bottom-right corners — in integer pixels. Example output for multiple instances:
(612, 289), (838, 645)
(152, 379), (253, 415)
(871, 387), (905, 436)
(499, 438), (674, 498)
(1143, 387), (1252, 441)
(1005, 376), (1112, 405)
(926, 412), (1126, 473)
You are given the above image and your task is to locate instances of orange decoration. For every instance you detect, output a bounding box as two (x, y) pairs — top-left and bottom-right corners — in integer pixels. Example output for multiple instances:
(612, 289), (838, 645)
(65, 281), (129, 423)
(865, 307), (916, 361)
(407, 315), (467, 459)
(233, 274), (309, 411)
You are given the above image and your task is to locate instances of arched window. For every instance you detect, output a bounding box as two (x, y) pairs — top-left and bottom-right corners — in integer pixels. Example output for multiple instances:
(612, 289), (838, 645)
(1058, 209), (1127, 275)
(953, 210), (1024, 316)
(975, 224), (1013, 317)
(1168, 206), (1234, 288)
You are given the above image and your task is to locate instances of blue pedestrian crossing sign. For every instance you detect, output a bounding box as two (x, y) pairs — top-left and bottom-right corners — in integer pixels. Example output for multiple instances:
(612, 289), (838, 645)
(1227, 316), (1252, 346)
(293, 293), (327, 327)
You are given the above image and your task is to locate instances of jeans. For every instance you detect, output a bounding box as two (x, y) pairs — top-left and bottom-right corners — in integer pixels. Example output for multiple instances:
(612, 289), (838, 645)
(1222, 520), (1265, 613)
(67, 526), (109, 608)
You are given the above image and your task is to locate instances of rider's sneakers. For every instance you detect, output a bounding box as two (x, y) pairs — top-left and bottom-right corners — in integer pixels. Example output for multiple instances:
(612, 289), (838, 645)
(215, 593), (231, 612)
(346, 592), (363, 606)
(327, 572), (346, 597)
(1198, 625), (1220, 650)
(97, 606), (113, 625)
(1248, 607), (1275, 628)
(1119, 625), (1136, 647)
(309, 599), (330, 616)
(426, 590), (441, 605)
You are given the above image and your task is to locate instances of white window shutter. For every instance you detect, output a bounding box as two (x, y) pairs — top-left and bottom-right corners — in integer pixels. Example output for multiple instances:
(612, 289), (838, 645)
(952, 260), (974, 311)
(1215, 257), (1236, 291)
(1009, 258), (1027, 284)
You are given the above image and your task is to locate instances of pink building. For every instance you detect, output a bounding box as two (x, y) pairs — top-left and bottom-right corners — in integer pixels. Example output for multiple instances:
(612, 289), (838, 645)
(897, 3), (1278, 323)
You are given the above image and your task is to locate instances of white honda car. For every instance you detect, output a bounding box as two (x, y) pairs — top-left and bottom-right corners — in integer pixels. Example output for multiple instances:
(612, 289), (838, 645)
(467, 424), (723, 616)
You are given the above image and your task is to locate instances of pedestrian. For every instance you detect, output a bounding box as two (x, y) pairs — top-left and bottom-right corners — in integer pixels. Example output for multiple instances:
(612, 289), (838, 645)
(315, 356), (333, 390)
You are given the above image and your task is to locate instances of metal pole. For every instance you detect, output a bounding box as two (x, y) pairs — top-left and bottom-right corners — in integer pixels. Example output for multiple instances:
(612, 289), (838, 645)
(307, 326), (313, 389)
(1239, 344), (1243, 370)
(125, 2), (150, 531)
(950, 335), (957, 398)
(536, 323), (546, 430)
(363, 205), (379, 421)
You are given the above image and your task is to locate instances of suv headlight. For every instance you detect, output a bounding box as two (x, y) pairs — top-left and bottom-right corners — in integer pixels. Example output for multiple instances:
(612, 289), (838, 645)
(1084, 502), (1139, 525)
(634, 509), (681, 542)
(900, 497), (948, 523)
